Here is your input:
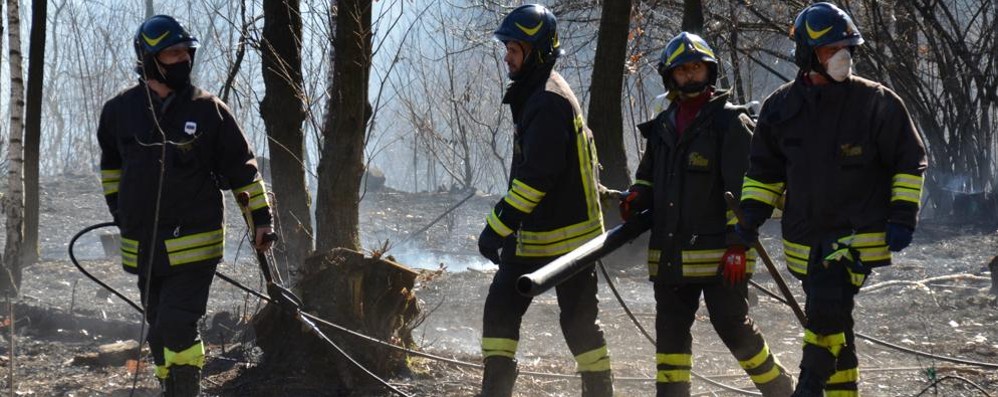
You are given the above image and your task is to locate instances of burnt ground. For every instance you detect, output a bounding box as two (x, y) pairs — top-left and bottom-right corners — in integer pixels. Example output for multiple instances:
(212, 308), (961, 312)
(0, 173), (995, 396)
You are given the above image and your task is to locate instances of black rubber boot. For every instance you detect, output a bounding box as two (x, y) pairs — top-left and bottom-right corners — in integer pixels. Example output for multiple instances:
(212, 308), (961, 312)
(756, 368), (795, 397)
(790, 369), (826, 397)
(164, 365), (202, 397)
(479, 357), (517, 397)
(581, 370), (614, 397)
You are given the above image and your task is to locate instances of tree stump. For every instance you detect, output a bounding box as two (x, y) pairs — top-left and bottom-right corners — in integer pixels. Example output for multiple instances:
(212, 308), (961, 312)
(251, 248), (420, 394)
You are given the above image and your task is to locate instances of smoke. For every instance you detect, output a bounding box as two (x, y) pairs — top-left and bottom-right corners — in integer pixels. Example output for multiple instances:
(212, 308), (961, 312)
(387, 243), (496, 272)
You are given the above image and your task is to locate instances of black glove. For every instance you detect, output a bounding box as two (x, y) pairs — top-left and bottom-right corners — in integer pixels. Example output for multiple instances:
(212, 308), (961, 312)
(478, 226), (505, 264)
(733, 208), (767, 246)
(885, 222), (913, 252)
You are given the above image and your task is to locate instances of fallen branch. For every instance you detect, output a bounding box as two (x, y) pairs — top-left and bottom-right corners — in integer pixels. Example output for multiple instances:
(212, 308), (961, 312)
(863, 274), (990, 293)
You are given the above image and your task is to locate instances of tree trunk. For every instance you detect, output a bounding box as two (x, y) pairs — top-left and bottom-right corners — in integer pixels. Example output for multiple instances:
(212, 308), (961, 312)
(4, 0), (26, 294)
(681, 0), (704, 34)
(587, 0), (632, 198)
(23, 0), (47, 267)
(260, 0), (313, 281)
(143, 0), (153, 19)
(315, 0), (372, 252)
(251, 249), (419, 393)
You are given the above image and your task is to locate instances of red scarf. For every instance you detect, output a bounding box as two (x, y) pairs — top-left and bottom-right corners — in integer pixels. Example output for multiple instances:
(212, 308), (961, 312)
(676, 89), (713, 137)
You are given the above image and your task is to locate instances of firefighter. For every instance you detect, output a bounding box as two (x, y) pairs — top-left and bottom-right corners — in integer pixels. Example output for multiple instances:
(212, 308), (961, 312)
(97, 15), (274, 396)
(737, 3), (927, 396)
(619, 32), (794, 397)
(477, 4), (612, 396)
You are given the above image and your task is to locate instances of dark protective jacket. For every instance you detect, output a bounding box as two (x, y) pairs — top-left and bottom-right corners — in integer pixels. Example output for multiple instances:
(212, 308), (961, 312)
(741, 75), (927, 278)
(636, 90), (758, 284)
(485, 66), (604, 263)
(98, 83), (272, 276)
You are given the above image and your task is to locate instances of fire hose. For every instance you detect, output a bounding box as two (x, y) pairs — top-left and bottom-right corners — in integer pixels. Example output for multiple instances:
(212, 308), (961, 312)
(70, 215), (998, 395)
(67, 193), (412, 397)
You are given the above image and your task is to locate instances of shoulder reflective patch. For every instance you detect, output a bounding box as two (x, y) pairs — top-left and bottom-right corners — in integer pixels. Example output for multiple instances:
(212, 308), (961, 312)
(515, 21), (543, 36)
(806, 21), (833, 40)
(142, 31), (171, 47)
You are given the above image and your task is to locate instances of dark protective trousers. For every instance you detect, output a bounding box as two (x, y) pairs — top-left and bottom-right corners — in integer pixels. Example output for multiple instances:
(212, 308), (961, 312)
(797, 242), (863, 395)
(654, 279), (791, 396)
(139, 265), (216, 377)
(481, 259), (609, 372)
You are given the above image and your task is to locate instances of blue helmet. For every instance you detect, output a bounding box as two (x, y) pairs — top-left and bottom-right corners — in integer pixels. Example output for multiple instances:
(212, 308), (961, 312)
(494, 4), (562, 64)
(657, 32), (719, 92)
(133, 15), (199, 64)
(791, 3), (863, 71)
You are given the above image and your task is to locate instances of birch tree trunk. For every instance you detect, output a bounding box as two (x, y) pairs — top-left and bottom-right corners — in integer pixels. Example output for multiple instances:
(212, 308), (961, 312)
(4, 0), (26, 294)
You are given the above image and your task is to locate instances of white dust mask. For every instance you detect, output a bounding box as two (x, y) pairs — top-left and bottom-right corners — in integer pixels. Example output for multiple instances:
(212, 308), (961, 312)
(825, 48), (852, 82)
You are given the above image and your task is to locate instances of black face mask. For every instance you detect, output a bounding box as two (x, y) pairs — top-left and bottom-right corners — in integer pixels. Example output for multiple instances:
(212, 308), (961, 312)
(158, 60), (193, 90)
(677, 81), (709, 94)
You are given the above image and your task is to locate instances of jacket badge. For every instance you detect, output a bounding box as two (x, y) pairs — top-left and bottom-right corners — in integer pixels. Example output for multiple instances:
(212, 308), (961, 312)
(840, 144), (863, 157)
(688, 152), (709, 167)
(184, 121), (198, 136)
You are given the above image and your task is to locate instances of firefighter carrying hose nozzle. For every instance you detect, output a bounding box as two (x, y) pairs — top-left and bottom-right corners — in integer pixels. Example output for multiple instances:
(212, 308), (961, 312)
(736, 3), (927, 395)
(622, 32), (794, 396)
(97, 15), (275, 396)
(475, 4), (613, 396)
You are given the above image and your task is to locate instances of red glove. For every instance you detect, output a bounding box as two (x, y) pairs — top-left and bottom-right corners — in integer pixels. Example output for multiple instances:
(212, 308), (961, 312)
(618, 185), (650, 221)
(720, 245), (747, 286)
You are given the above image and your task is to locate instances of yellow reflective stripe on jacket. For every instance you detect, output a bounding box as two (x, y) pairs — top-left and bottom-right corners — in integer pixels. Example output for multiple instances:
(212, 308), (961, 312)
(681, 248), (724, 278)
(518, 217), (602, 245)
(826, 391), (859, 397)
(155, 365), (169, 380)
(648, 249), (660, 277)
(516, 224), (602, 257)
(233, 180), (270, 210)
(742, 176), (785, 207)
(803, 329), (846, 357)
(680, 249), (757, 278)
(840, 232), (890, 262)
(121, 237), (139, 268)
(486, 209), (514, 237)
(481, 337), (518, 359)
(503, 191), (537, 214)
(505, 179), (545, 214)
(634, 179), (653, 187)
(783, 239), (810, 276)
(574, 345), (611, 372)
(164, 229), (224, 266)
(164, 341), (206, 368)
(891, 173), (923, 204)
(101, 169), (121, 195)
(511, 179), (545, 203)
(726, 210), (737, 226)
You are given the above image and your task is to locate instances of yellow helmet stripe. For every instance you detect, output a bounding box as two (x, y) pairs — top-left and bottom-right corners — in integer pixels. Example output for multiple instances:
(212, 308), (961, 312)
(142, 31), (171, 47)
(806, 21), (833, 40)
(515, 21), (543, 36)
